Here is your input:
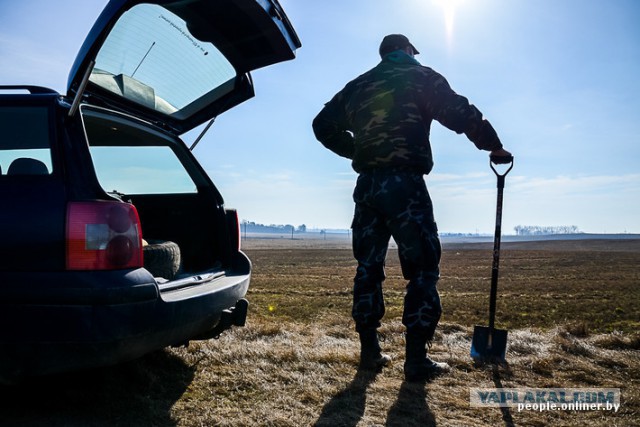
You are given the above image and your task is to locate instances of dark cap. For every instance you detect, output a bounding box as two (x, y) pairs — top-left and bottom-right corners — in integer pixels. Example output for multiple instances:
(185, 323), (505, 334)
(379, 34), (420, 57)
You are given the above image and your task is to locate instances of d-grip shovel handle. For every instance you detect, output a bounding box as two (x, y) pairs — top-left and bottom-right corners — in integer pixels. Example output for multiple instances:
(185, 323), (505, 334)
(490, 155), (514, 192)
(490, 154), (514, 164)
(490, 155), (514, 181)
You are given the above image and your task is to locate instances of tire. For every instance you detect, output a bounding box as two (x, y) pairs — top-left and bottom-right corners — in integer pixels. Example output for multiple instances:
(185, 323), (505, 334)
(143, 240), (181, 280)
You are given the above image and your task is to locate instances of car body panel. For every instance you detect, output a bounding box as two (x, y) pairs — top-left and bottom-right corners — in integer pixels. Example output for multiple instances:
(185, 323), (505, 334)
(0, 252), (250, 381)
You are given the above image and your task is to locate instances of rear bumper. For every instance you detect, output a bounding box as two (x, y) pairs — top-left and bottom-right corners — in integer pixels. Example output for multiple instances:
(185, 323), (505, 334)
(0, 252), (251, 383)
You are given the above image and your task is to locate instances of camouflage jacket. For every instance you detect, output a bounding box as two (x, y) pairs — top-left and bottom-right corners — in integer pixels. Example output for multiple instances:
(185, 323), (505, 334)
(312, 52), (503, 174)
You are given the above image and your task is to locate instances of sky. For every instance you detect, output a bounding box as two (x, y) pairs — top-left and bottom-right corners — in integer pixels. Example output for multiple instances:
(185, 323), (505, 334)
(1, 0), (639, 234)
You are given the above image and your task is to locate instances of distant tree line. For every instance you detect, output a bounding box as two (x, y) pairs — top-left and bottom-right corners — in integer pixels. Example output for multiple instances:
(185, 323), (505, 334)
(514, 225), (582, 235)
(241, 221), (307, 234)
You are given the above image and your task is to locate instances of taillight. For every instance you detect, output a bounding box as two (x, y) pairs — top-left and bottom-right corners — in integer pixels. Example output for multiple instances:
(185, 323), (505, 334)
(66, 201), (143, 270)
(226, 209), (241, 251)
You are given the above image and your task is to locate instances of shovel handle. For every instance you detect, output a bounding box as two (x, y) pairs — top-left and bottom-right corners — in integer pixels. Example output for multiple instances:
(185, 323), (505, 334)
(490, 155), (514, 180)
(490, 154), (514, 165)
(488, 155), (513, 330)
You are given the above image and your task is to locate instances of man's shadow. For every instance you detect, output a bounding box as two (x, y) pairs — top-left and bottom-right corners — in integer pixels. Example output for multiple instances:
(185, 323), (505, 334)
(386, 379), (435, 427)
(314, 369), (437, 427)
(314, 368), (378, 427)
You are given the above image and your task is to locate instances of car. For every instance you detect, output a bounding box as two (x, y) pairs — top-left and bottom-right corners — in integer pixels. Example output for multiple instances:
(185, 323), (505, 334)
(0, 0), (301, 384)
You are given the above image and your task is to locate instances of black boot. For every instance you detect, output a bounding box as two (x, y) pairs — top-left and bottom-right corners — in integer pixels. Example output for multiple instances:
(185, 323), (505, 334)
(404, 332), (450, 382)
(358, 329), (391, 371)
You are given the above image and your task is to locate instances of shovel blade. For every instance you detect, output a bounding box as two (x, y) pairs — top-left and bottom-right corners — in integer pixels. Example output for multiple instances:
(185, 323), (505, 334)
(470, 325), (508, 363)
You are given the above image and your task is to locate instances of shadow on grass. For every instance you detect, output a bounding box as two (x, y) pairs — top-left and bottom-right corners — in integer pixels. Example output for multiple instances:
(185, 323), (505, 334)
(0, 350), (194, 427)
(313, 368), (378, 427)
(493, 364), (515, 427)
(386, 380), (435, 427)
(313, 368), (436, 427)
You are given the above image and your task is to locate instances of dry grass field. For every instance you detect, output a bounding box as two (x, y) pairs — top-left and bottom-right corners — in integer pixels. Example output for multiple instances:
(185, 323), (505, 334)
(0, 237), (638, 426)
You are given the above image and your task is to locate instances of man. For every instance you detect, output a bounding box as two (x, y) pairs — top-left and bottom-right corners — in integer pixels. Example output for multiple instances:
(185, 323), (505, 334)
(312, 34), (512, 382)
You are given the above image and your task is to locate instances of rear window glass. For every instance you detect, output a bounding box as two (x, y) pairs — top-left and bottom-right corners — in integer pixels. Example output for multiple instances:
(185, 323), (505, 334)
(0, 106), (52, 175)
(89, 146), (197, 195)
(82, 110), (198, 195)
(90, 3), (236, 117)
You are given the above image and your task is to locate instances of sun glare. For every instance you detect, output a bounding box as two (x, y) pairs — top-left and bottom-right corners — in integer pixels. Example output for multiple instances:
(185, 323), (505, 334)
(432, 0), (465, 46)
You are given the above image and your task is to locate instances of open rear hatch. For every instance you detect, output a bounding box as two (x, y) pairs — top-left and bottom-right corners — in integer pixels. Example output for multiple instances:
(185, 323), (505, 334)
(67, 0), (301, 134)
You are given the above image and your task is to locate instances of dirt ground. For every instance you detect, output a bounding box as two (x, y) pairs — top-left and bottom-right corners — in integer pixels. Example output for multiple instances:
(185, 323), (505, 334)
(0, 237), (638, 426)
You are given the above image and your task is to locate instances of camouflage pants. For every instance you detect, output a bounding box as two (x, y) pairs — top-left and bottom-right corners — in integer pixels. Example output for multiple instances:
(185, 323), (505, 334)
(351, 170), (442, 340)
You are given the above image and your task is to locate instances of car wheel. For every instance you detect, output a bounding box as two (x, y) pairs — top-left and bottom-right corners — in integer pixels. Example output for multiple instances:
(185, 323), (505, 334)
(143, 240), (181, 280)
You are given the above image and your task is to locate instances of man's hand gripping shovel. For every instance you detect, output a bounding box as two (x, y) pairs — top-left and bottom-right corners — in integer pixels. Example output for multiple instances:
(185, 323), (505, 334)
(470, 153), (514, 364)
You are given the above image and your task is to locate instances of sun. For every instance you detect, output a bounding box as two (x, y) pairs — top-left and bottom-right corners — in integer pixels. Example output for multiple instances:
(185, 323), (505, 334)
(431, 0), (465, 46)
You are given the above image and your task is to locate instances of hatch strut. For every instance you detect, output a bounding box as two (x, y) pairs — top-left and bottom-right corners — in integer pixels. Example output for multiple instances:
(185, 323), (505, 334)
(190, 117), (216, 151)
(68, 60), (95, 118)
(189, 73), (253, 151)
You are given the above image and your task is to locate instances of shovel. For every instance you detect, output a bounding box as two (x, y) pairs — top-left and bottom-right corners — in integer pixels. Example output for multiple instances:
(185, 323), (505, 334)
(470, 154), (514, 363)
